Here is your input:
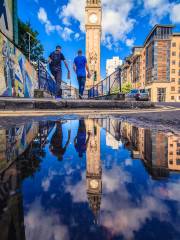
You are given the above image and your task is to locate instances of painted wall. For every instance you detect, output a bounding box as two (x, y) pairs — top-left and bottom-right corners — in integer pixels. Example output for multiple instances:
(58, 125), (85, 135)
(0, 32), (38, 97)
(0, 0), (13, 41)
(0, 123), (39, 172)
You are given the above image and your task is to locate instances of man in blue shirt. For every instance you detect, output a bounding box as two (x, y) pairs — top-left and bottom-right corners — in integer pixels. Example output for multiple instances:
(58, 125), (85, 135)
(73, 50), (90, 99)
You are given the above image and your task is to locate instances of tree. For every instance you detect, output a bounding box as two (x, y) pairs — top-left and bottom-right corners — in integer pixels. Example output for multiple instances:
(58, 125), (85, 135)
(122, 82), (132, 94)
(18, 19), (46, 65)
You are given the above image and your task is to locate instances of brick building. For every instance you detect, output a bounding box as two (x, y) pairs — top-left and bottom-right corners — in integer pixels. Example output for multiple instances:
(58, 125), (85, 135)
(121, 25), (180, 102)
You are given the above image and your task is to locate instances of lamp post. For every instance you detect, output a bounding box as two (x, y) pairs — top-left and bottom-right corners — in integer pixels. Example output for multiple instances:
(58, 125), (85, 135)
(26, 31), (34, 62)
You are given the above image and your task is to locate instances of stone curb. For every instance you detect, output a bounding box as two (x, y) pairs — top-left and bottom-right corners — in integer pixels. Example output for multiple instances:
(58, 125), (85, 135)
(0, 99), (155, 110)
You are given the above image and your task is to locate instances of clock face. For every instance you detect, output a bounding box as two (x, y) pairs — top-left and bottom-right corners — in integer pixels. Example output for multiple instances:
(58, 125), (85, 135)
(89, 13), (98, 24)
(90, 179), (99, 189)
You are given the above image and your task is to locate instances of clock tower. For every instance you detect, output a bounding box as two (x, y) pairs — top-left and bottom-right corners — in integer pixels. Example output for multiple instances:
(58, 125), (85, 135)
(85, 0), (102, 89)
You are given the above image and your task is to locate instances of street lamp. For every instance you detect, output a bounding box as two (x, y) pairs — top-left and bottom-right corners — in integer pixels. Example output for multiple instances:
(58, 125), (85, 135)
(26, 31), (34, 62)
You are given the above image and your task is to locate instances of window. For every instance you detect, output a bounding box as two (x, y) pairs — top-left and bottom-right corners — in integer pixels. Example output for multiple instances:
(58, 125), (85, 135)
(172, 51), (176, 56)
(172, 69), (176, 74)
(169, 160), (173, 165)
(171, 78), (175, 82)
(171, 87), (175, 91)
(172, 60), (176, 65)
(172, 42), (176, 47)
(171, 96), (175, 100)
(179, 78), (180, 84)
(176, 159), (180, 165)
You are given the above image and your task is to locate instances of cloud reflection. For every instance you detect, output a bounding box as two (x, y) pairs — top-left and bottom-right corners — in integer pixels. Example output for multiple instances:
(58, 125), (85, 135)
(25, 199), (69, 240)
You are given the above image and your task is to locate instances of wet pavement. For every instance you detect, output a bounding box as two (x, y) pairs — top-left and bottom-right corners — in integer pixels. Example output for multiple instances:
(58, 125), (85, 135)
(0, 116), (180, 240)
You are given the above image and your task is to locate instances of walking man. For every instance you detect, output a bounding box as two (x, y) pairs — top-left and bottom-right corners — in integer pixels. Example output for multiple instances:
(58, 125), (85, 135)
(49, 45), (70, 99)
(73, 50), (90, 99)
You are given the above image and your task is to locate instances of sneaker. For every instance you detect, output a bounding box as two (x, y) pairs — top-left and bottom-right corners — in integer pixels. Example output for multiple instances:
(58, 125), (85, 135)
(56, 96), (62, 101)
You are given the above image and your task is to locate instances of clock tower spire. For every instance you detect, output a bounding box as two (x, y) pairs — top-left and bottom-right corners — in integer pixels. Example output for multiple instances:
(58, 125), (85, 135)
(85, 0), (102, 89)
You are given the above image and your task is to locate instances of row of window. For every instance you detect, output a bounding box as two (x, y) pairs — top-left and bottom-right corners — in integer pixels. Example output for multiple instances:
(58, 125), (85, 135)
(172, 42), (180, 48)
(169, 159), (180, 165)
(171, 69), (180, 75)
(171, 78), (180, 83)
(172, 51), (180, 57)
(171, 96), (180, 100)
(171, 60), (180, 66)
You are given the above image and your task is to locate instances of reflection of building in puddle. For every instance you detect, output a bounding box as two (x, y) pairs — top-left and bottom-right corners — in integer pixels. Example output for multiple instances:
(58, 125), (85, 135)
(167, 133), (180, 171)
(85, 119), (102, 223)
(0, 123), (39, 173)
(0, 162), (25, 240)
(0, 122), (55, 174)
(97, 117), (180, 178)
(0, 122), (55, 239)
(120, 121), (180, 178)
(106, 132), (122, 150)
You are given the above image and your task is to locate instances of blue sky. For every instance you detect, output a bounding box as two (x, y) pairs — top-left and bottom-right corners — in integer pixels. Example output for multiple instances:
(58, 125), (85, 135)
(18, 0), (180, 87)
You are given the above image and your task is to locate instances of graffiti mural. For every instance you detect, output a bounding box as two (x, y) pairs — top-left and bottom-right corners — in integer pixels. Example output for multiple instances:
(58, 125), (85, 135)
(0, 122), (39, 172)
(0, 0), (13, 41)
(0, 32), (38, 97)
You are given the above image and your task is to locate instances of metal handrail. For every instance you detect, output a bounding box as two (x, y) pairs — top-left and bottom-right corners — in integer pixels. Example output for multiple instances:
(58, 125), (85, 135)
(88, 68), (122, 98)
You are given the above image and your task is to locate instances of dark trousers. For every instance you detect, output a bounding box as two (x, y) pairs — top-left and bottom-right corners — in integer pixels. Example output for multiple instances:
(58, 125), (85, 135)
(78, 77), (86, 96)
(52, 70), (62, 97)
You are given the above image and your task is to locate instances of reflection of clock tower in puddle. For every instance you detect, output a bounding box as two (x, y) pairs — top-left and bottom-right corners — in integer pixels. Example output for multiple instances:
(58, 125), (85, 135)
(85, 0), (102, 89)
(86, 119), (102, 223)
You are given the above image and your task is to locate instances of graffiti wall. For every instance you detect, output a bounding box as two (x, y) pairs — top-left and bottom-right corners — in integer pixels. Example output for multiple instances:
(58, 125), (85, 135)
(0, 32), (38, 97)
(0, 0), (14, 41)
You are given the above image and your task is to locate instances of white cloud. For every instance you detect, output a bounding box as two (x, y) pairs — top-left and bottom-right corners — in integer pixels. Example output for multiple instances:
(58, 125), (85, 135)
(125, 38), (135, 48)
(38, 7), (75, 40)
(38, 7), (48, 23)
(60, 0), (135, 49)
(61, 27), (74, 41)
(38, 7), (61, 35)
(143, 0), (170, 25)
(143, 0), (180, 25)
(60, 0), (85, 32)
(74, 33), (80, 40)
(170, 3), (180, 23)
(25, 199), (69, 240)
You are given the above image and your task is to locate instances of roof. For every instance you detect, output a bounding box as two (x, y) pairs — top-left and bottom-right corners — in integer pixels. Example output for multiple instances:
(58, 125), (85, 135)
(144, 24), (175, 46)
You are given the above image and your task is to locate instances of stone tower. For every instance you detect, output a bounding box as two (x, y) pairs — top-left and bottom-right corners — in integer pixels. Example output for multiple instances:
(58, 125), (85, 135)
(85, 0), (102, 89)
(86, 119), (102, 223)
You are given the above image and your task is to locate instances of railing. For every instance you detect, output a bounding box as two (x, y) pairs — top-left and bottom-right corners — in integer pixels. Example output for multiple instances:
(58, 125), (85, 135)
(88, 68), (122, 98)
(38, 61), (78, 99)
(38, 61), (56, 96)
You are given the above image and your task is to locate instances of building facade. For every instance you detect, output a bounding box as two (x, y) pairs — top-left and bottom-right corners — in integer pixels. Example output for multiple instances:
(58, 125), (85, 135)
(85, 0), (102, 89)
(106, 57), (122, 77)
(121, 25), (180, 102)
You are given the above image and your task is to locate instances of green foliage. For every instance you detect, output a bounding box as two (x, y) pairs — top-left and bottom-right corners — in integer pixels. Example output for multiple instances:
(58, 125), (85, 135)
(18, 19), (45, 64)
(122, 82), (132, 94)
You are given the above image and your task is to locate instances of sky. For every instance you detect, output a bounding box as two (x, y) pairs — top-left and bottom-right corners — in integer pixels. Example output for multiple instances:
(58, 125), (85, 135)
(18, 0), (180, 87)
